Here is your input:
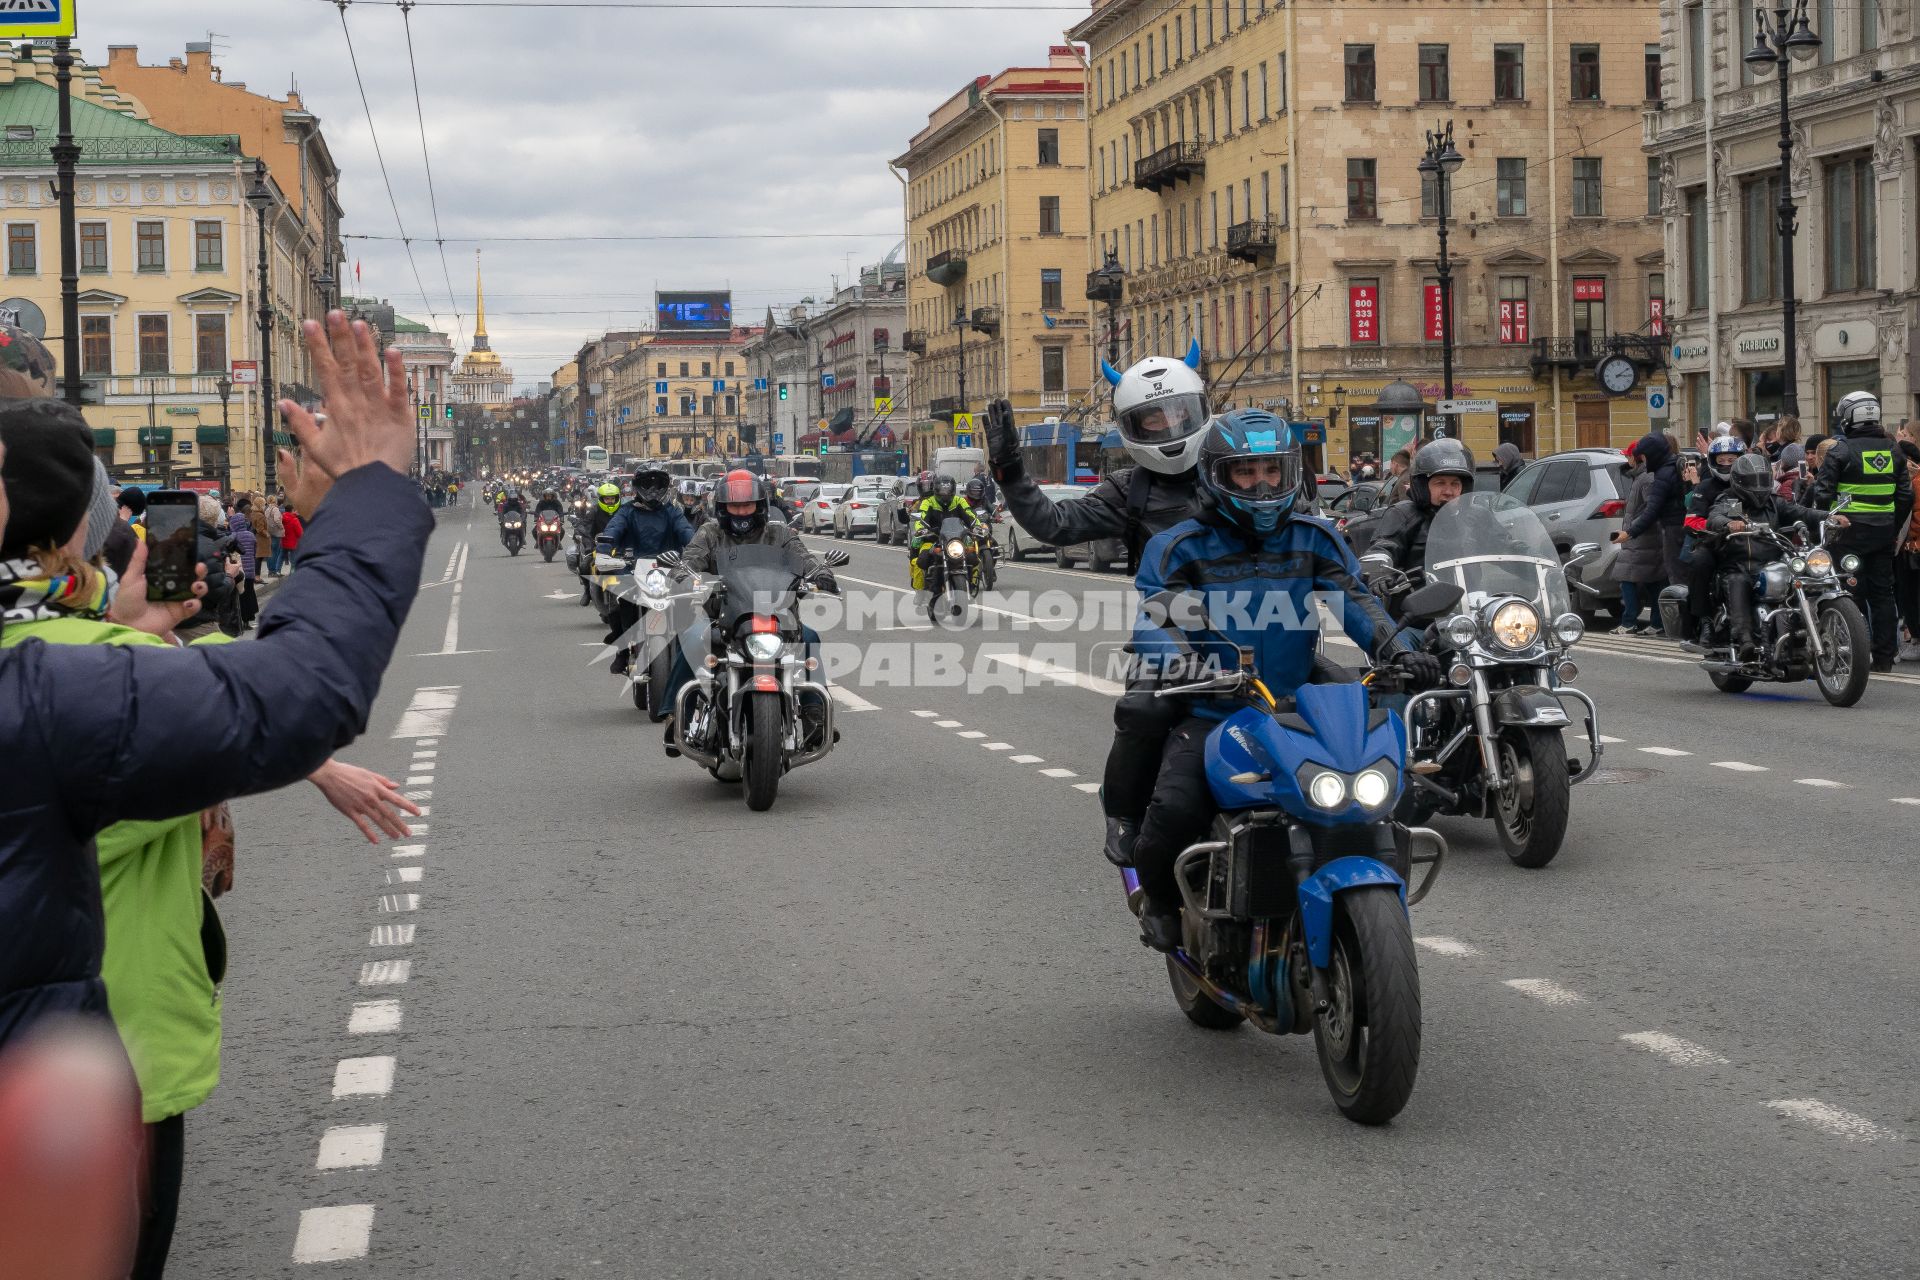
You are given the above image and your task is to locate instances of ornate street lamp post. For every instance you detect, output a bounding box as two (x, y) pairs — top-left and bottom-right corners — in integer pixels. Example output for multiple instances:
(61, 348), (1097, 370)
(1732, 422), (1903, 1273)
(1417, 121), (1464, 439)
(1745, 1), (1822, 418)
(245, 160), (277, 496)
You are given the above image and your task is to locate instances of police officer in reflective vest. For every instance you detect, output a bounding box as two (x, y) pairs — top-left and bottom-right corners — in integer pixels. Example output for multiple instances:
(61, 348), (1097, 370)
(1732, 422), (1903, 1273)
(1812, 390), (1914, 672)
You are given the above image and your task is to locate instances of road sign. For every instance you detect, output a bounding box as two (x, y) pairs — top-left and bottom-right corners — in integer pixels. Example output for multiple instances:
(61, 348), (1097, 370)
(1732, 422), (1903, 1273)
(1436, 398), (1497, 414)
(874, 396), (893, 415)
(955, 433), (974, 448)
(952, 412), (974, 433)
(821, 372), (837, 389)
(0, 297), (46, 337)
(772, 432), (784, 451)
(230, 360), (259, 386)
(0, 2), (78, 40)
(418, 406), (430, 420)
(712, 380), (725, 394)
(754, 377), (768, 392)
(1647, 385), (1670, 419)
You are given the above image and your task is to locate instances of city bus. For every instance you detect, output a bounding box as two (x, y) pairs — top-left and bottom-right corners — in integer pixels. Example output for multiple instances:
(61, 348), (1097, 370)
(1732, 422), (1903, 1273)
(1017, 420), (1123, 485)
(821, 449), (908, 484)
(579, 445), (610, 471)
(769, 454), (825, 482)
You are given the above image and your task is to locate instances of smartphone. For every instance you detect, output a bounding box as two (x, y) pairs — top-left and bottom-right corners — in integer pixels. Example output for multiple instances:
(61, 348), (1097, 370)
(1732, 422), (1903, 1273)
(143, 490), (200, 602)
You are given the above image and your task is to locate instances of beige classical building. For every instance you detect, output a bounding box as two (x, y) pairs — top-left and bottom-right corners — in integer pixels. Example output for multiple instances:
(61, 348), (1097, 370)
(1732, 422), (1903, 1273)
(893, 48), (1091, 467)
(1073, 0), (1665, 466)
(1649, 0), (1913, 437)
(450, 256), (513, 408)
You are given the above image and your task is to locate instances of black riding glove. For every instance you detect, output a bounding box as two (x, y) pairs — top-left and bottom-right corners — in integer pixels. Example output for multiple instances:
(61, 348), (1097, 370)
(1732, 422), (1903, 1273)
(1397, 649), (1445, 687)
(985, 399), (1023, 482)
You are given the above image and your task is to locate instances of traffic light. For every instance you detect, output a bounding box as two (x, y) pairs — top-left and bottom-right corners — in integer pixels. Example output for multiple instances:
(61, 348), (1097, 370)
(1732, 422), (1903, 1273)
(445, 406), (454, 420)
(778, 383), (789, 401)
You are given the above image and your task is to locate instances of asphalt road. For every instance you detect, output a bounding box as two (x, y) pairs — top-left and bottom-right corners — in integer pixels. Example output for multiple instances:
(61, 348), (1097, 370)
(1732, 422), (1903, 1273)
(172, 501), (1919, 1278)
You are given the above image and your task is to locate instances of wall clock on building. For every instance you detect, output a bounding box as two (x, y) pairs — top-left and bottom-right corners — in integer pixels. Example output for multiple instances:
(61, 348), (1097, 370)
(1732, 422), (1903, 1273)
(1597, 354), (1639, 395)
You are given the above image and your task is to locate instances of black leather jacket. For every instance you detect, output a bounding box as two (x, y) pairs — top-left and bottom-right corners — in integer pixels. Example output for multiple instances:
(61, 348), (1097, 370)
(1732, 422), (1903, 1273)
(998, 465), (1199, 572)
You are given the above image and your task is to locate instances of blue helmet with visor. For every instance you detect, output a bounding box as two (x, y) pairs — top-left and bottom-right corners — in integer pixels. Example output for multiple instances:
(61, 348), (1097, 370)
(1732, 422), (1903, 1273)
(1195, 409), (1302, 536)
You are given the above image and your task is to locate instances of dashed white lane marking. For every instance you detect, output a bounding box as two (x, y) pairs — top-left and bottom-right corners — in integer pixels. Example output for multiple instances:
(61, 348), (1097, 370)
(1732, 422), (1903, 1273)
(414, 805), (431, 817)
(293, 1204), (376, 1263)
(1891, 797), (1920, 806)
(828, 685), (879, 712)
(405, 775), (434, 786)
(1711, 761), (1769, 772)
(984, 651), (1126, 696)
(1794, 777), (1850, 789)
(934, 719), (963, 728)
(369, 925), (415, 946)
(956, 730), (987, 739)
(390, 844), (425, 859)
(1040, 767), (1078, 779)
(1620, 1031), (1730, 1067)
(1766, 1099), (1900, 1143)
(1073, 782), (1102, 793)
(331, 1056), (395, 1099)
(404, 790), (432, 802)
(983, 741), (1013, 750)
(412, 750), (437, 760)
(316, 1124), (387, 1171)
(348, 1000), (402, 1035)
(359, 960), (411, 986)
(378, 894), (420, 913)
(911, 709), (939, 718)
(392, 686), (460, 739)
(1503, 978), (1586, 1006)
(1415, 936), (1481, 958)
(408, 824), (428, 836)
(388, 866), (423, 885)
(1598, 734), (1627, 744)
(1637, 746), (1692, 758)
(1009, 754), (1045, 764)
(413, 739), (437, 748)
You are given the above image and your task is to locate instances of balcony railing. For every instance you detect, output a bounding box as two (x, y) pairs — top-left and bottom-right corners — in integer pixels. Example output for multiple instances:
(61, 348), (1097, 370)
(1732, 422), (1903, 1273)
(902, 329), (927, 355)
(102, 374), (231, 398)
(1133, 141), (1205, 192)
(969, 306), (1001, 336)
(1225, 219), (1277, 264)
(1529, 334), (1604, 376)
(926, 249), (967, 286)
(1040, 391), (1069, 408)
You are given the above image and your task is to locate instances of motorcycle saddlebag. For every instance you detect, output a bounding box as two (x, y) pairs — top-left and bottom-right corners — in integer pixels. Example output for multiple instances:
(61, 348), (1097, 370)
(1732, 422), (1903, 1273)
(910, 558), (926, 592)
(1658, 584), (1690, 640)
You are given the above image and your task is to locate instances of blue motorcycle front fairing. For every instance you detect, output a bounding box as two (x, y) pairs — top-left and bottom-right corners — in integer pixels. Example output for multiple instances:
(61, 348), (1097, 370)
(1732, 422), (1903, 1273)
(1297, 856), (1407, 969)
(1204, 682), (1408, 822)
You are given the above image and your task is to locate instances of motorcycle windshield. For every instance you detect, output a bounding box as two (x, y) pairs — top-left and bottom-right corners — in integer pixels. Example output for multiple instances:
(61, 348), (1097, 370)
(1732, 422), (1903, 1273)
(1423, 490), (1572, 617)
(711, 542), (808, 627)
(938, 516), (970, 543)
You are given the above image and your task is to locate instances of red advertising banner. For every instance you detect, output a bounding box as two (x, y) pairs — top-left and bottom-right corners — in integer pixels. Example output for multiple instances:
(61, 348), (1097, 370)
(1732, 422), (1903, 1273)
(1498, 299), (1530, 344)
(1424, 284), (1446, 342)
(1349, 284), (1378, 344)
(1649, 297), (1665, 337)
(1573, 277), (1606, 302)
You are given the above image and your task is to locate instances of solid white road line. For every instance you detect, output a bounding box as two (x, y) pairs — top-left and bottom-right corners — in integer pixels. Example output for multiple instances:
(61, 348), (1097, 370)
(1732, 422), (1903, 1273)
(934, 719), (963, 728)
(957, 730), (986, 739)
(378, 894), (420, 913)
(1040, 767), (1078, 779)
(1415, 936), (1481, 958)
(1711, 761), (1770, 772)
(828, 684), (879, 712)
(1794, 777), (1850, 789)
(392, 687), (460, 739)
(1765, 1098), (1900, 1142)
(387, 866), (423, 884)
(347, 1000), (402, 1035)
(316, 1124), (387, 1171)
(1503, 978), (1586, 1006)
(1009, 754), (1045, 764)
(1073, 782), (1102, 793)
(1620, 1031), (1730, 1067)
(293, 1205), (376, 1263)
(331, 1056), (396, 1099)
(369, 925), (415, 946)
(358, 960), (411, 986)
(1637, 746), (1693, 758)
(390, 844), (425, 858)
(984, 651), (1126, 696)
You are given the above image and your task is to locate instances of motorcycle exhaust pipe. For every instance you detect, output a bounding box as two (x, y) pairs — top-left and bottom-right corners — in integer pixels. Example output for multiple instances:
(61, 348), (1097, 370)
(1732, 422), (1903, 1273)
(1119, 866), (1145, 915)
(671, 681), (722, 770)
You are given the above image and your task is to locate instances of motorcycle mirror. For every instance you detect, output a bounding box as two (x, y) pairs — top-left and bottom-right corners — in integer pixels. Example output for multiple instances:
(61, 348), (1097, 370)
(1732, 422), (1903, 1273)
(1400, 580), (1466, 623)
(822, 549), (851, 567)
(1565, 541), (1602, 568)
(655, 550), (684, 570)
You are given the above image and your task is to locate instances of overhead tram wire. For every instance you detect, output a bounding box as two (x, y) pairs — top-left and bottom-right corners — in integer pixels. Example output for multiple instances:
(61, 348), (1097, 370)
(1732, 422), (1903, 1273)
(333, 1), (445, 331)
(341, 231), (902, 242)
(399, 0), (467, 349)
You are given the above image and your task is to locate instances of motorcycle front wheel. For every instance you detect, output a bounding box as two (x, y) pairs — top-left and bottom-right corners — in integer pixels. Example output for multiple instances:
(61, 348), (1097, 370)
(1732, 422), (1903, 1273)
(1815, 598), (1871, 707)
(744, 690), (783, 811)
(645, 647), (674, 721)
(1494, 726), (1570, 869)
(541, 544), (556, 562)
(1313, 886), (1420, 1125)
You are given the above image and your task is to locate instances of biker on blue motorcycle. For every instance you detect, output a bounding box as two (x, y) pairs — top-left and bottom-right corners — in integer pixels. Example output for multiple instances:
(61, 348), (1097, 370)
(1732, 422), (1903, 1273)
(1126, 411), (1442, 950)
(602, 464), (696, 674)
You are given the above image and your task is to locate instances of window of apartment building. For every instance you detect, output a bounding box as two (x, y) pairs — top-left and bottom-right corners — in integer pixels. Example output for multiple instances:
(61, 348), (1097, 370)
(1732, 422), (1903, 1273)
(1041, 346), (1065, 393)
(1570, 45), (1601, 100)
(1241, 70), (1251, 127)
(699, 360), (711, 376)
(1861, 0), (1877, 49)
(1178, 205), (1189, 256)
(1648, 272), (1666, 335)
(194, 314), (227, 374)
(724, 395), (737, 415)
(1162, 25), (1170, 71)
(1647, 155), (1663, 216)
(725, 360), (736, 375)
(1209, 190), (1219, 247)
(1826, 154), (1875, 292)
(1038, 128), (1059, 166)
(194, 220), (222, 271)
(1493, 43), (1526, 101)
(1259, 61), (1270, 117)
(1741, 175), (1781, 301)
(1738, 4), (1760, 84)
(655, 398), (668, 417)
(1420, 170), (1453, 218)
(79, 221), (108, 272)
(1571, 278), (1607, 354)
(680, 394), (695, 415)
(1419, 45), (1450, 102)
(1497, 277), (1531, 344)
(1348, 278), (1380, 345)
(1226, 185), (1237, 231)
(702, 395), (714, 415)
(1039, 195), (1062, 236)
(1147, 34), (1155, 78)
(1133, 44), (1140, 87)
(136, 221), (165, 272)
(1040, 268), (1063, 309)
(137, 315), (169, 375)
(1686, 2), (1707, 101)
(5, 224), (34, 275)
(1277, 165), (1289, 225)
(1205, 1), (1214, 44)
(1347, 159), (1377, 219)
(1572, 158), (1603, 217)
(80, 316), (111, 375)
(1816, 0), (1834, 64)
(1174, 15), (1183, 60)
(1150, 212), (1160, 266)
(656, 361), (666, 376)
(679, 361), (689, 376)
(1685, 187), (1709, 311)
(1095, 65), (1104, 106)
(1260, 169), (1271, 220)
(1344, 45), (1376, 103)
(1497, 157), (1528, 216)
(1644, 44), (1662, 101)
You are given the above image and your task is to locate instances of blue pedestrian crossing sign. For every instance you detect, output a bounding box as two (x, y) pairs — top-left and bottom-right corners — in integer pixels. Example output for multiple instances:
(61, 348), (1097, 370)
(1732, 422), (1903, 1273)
(0, 2), (76, 39)
(1646, 385), (1670, 419)
(771, 432), (784, 452)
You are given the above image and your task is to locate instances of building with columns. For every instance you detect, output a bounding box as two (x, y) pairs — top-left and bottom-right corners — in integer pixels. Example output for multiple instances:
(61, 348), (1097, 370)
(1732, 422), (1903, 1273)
(450, 256), (512, 408)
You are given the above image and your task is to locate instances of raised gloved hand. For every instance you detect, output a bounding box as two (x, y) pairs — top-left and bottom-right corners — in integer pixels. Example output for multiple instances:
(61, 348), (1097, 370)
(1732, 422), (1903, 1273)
(985, 399), (1022, 480)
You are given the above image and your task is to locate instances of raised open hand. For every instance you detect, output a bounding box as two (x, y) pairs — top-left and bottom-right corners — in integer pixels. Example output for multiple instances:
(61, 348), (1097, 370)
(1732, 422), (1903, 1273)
(279, 311), (413, 479)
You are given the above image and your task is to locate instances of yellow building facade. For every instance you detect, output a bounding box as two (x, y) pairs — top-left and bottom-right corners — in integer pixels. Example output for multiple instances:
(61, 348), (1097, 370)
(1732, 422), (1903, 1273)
(894, 49), (1091, 467)
(1073, 0), (1665, 468)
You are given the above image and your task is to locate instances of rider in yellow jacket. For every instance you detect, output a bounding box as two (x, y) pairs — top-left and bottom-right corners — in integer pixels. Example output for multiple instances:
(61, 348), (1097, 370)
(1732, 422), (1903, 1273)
(910, 476), (983, 590)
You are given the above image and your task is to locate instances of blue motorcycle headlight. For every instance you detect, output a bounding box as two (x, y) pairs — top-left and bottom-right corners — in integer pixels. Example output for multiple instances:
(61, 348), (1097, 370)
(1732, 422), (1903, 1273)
(1353, 768), (1392, 810)
(1306, 770), (1347, 810)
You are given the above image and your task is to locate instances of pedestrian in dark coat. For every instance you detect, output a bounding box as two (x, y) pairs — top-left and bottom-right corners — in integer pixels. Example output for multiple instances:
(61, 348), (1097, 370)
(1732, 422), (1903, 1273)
(228, 501), (259, 627)
(1610, 459), (1667, 633)
(1614, 431), (1687, 586)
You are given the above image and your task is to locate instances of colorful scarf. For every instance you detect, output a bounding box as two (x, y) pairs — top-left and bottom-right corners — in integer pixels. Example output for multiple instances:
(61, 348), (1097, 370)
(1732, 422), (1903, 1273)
(0, 555), (116, 624)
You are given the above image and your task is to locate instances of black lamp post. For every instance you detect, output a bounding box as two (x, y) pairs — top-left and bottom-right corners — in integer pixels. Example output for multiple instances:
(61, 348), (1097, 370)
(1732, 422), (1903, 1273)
(953, 304), (969, 438)
(245, 160), (277, 496)
(1417, 121), (1464, 439)
(1088, 250), (1126, 366)
(1745, 1), (1822, 418)
(215, 373), (234, 495)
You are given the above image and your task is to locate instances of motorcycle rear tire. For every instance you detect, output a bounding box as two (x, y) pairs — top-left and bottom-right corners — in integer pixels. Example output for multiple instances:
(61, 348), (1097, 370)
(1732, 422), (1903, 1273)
(1708, 671), (1753, 693)
(1815, 598), (1871, 707)
(1312, 886), (1420, 1126)
(1494, 726), (1571, 869)
(744, 691), (784, 812)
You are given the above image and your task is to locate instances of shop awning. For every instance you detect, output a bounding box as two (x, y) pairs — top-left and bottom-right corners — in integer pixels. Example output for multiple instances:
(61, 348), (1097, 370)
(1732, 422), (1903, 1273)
(91, 428), (116, 447)
(196, 426), (229, 445)
(136, 427), (172, 446)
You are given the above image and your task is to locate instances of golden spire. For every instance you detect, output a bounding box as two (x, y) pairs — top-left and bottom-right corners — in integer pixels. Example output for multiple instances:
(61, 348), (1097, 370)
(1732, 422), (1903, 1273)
(472, 248), (490, 351)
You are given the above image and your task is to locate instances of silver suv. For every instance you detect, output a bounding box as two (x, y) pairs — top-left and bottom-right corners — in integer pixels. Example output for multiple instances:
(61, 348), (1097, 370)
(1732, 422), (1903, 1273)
(1501, 448), (1633, 622)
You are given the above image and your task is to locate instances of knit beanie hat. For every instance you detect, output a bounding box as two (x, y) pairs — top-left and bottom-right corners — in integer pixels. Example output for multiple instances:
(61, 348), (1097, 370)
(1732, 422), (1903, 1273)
(0, 398), (98, 559)
(81, 458), (116, 561)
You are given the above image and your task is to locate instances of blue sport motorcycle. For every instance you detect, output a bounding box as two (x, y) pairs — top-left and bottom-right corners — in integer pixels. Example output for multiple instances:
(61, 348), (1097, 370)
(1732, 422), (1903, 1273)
(1122, 584), (1459, 1124)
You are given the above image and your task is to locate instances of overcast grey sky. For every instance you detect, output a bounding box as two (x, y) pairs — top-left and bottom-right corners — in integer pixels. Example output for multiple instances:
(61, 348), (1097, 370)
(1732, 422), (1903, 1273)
(81, 0), (1080, 389)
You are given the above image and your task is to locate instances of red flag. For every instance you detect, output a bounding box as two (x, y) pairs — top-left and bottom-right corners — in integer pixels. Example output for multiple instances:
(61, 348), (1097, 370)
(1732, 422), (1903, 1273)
(354, 260), (362, 283)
